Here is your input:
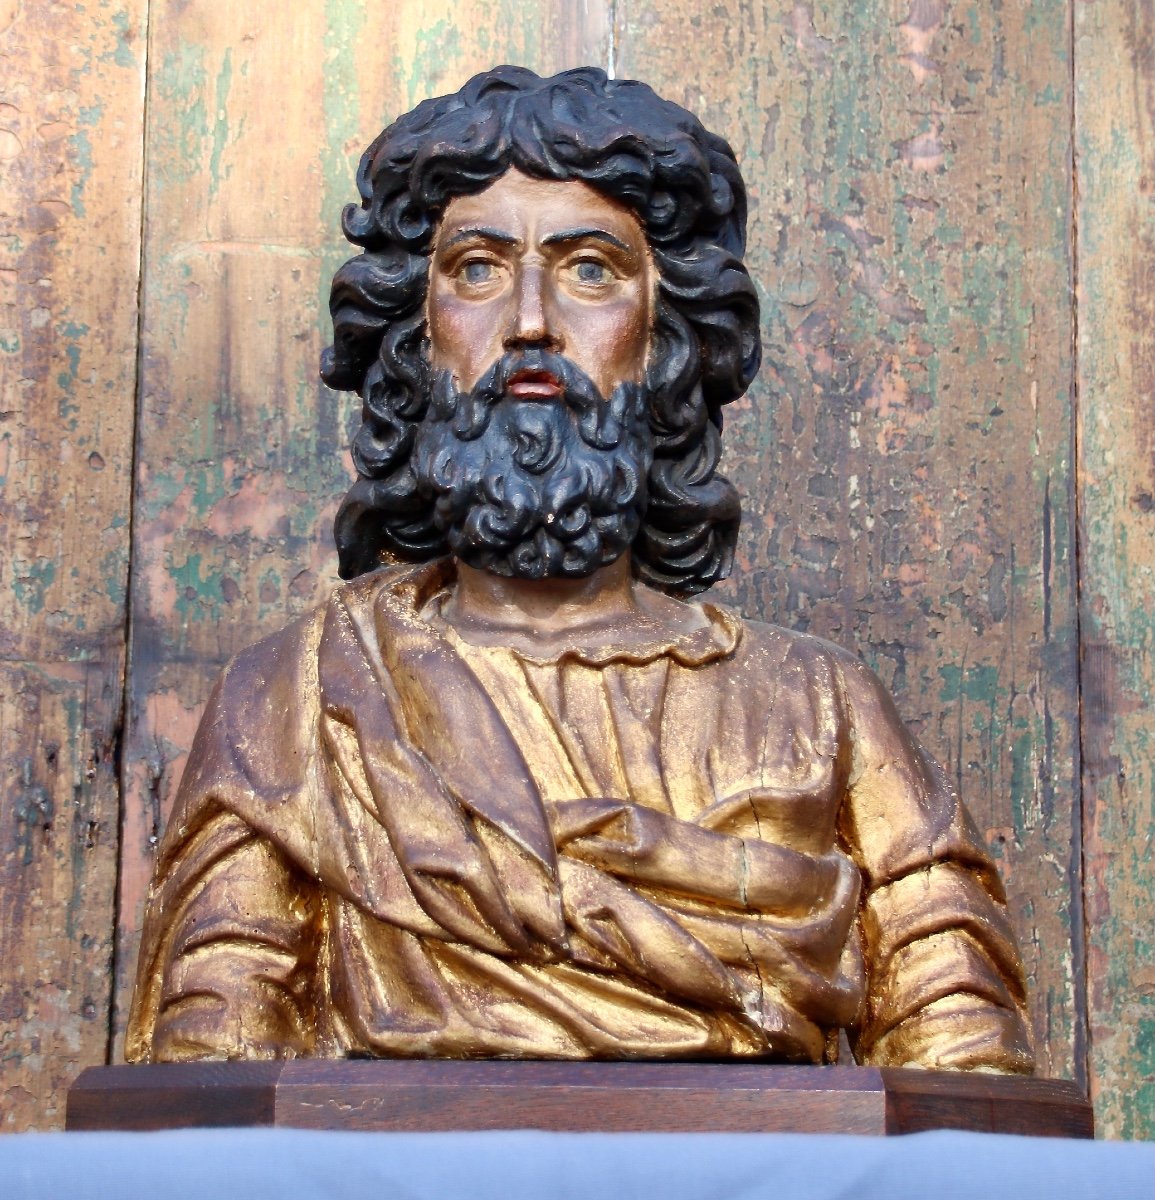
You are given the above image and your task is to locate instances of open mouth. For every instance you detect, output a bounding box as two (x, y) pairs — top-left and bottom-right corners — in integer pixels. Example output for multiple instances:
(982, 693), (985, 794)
(505, 368), (563, 400)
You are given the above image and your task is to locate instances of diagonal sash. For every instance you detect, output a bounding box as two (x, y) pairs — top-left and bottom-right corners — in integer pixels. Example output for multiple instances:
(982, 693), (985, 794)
(319, 563), (566, 956)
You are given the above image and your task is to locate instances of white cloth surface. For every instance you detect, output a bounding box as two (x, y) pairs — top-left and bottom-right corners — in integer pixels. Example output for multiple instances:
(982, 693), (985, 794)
(4, 1129), (1152, 1200)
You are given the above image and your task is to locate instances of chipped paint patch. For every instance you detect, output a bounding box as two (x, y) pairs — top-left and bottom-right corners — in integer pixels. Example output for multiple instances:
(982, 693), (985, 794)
(12, 558), (57, 615)
(208, 49), (233, 199)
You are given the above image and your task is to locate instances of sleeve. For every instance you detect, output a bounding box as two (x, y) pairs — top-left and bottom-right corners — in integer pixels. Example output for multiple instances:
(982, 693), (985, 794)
(124, 641), (325, 1064)
(833, 651), (1035, 1073)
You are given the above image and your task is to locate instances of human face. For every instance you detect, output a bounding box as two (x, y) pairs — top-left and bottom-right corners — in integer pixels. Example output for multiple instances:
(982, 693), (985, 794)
(427, 169), (655, 400)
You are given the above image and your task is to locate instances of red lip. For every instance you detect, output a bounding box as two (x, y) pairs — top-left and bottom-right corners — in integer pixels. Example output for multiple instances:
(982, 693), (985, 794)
(506, 368), (563, 399)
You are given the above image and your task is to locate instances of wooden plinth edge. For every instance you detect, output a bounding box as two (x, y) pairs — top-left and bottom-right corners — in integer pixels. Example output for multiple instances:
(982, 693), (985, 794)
(66, 1061), (1093, 1138)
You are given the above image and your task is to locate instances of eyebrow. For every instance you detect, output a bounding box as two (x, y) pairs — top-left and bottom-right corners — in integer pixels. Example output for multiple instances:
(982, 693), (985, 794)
(540, 227), (632, 253)
(440, 226), (521, 249)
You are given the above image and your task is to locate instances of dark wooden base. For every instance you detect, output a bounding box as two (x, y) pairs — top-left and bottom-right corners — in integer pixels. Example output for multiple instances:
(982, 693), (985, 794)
(67, 1061), (1093, 1138)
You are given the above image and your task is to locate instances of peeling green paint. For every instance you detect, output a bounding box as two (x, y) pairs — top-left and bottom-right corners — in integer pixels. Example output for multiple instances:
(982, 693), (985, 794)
(257, 567), (284, 618)
(56, 343), (81, 419)
(171, 552), (227, 630)
(208, 49), (234, 199)
(154, 44), (209, 169)
(14, 758), (54, 868)
(68, 128), (94, 219)
(140, 468), (186, 515)
(13, 558), (57, 615)
(937, 662), (1001, 706)
(1008, 730), (1034, 838)
(100, 547), (127, 605)
(320, 0), (369, 322)
(405, 21), (463, 108)
(110, 9), (136, 69)
(191, 462), (229, 511)
(1136, 1016), (1155, 1076)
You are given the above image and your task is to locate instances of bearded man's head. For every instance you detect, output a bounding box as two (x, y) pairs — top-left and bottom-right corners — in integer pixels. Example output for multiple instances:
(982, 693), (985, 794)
(321, 65), (761, 595)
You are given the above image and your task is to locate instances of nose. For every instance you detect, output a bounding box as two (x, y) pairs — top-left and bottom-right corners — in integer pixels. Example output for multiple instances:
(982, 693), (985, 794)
(503, 264), (564, 353)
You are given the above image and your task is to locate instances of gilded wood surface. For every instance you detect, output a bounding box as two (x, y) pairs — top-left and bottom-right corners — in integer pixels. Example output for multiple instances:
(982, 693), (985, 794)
(3, 0), (1152, 1137)
(1074, 0), (1155, 1141)
(0, 0), (147, 1128)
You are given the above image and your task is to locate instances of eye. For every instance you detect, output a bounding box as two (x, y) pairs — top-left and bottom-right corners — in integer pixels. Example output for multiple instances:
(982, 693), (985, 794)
(570, 258), (613, 286)
(457, 259), (498, 286)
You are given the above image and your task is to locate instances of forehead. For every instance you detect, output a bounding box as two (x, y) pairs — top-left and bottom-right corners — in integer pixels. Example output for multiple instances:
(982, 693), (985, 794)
(434, 169), (648, 249)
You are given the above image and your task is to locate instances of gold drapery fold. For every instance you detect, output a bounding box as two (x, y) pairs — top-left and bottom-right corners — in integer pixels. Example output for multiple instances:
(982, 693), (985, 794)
(127, 561), (1033, 1071)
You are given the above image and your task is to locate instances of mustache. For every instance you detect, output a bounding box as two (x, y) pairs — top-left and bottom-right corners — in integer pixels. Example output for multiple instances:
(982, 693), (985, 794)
(427, 349), (644, 452)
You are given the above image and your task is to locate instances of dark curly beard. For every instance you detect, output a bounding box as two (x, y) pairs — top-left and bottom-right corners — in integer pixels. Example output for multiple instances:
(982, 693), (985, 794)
(411, 349), (653, 580)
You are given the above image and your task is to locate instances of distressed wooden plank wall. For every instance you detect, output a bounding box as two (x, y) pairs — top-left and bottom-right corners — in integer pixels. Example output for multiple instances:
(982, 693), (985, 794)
(1074, 0), (1155, 1141)
(0, 2), (147, 1129)
(3, 0), (1152, 1138)
(615, 0), (1082, 1088)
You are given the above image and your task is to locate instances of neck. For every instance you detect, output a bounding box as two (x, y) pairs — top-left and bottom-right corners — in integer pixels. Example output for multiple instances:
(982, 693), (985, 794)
(449, 555), (639, 637)
(441, 555), (708, 653)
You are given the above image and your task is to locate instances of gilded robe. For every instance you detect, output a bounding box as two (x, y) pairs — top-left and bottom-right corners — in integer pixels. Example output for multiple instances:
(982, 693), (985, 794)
(126, 560), (1034, 1070)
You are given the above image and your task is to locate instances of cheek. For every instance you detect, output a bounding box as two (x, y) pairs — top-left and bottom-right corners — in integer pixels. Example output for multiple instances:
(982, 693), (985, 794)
(427, 295), (504, 382)
(577, 299), (651, 384)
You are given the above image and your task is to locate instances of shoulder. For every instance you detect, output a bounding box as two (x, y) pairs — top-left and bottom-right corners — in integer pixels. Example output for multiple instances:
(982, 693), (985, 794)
(209, 563), (427, 750)
(203, 574), (386, 762)
(174, 574), (384, 818)
(215, 600), (328, 714)
(742, 608), (885, 673)
(720, 607), (869, 681)
(717, 608), (908, 738)
(216, 567), (400, 698)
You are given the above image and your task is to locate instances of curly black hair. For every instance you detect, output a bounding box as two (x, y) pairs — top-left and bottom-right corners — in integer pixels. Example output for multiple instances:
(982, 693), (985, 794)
(322, 65), (761, 595)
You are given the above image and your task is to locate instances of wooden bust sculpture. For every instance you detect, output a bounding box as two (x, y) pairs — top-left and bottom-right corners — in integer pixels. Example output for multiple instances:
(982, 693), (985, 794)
(126, 66), (1034, 1073)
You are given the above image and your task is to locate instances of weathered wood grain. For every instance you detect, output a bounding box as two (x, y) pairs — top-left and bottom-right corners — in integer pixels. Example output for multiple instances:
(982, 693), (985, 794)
(1073, 0), (1155, 1142)
(112, 0), (613, 1057)
(615, 0), (1082, 1082)
(0, 0), (147, 1130)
